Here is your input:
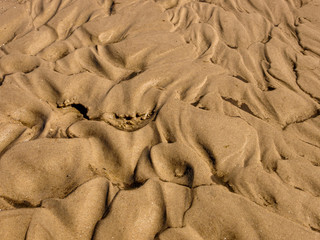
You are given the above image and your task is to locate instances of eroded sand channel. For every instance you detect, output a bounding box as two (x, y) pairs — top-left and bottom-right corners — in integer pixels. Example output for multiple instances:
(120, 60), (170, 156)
(0, 0), (320, 239)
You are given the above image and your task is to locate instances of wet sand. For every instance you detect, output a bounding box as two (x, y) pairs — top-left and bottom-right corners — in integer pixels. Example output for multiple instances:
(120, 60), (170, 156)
(0, 0), (320, 239)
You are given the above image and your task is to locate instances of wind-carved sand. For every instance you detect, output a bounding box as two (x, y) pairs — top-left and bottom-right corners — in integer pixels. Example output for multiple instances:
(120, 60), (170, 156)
(0, 0), (320, 239)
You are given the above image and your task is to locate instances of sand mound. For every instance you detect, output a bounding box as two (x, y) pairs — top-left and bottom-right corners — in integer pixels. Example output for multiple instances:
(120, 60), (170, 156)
(0, 0), (320, 239)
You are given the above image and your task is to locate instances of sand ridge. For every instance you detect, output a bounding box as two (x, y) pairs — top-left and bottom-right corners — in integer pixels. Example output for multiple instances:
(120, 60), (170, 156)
(0, 0), (320, 239)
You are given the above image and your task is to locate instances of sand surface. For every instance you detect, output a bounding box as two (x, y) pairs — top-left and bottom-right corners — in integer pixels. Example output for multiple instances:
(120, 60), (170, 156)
(0, 0), (320, 239)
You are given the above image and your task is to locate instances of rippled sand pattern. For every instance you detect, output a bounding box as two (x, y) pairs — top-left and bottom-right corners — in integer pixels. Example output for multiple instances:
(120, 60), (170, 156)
(0, 0), (320, 239)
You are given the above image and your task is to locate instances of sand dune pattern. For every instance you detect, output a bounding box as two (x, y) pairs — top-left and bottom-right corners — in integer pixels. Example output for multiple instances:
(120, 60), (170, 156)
(0, 0), (320, 239)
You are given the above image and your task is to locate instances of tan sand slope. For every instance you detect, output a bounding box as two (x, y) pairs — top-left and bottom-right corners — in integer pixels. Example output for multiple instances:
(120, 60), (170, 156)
(0, 0), (320, 239)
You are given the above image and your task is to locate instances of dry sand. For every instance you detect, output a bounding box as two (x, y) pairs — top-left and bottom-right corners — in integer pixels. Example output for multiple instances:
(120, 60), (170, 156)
(0, 0), (320, 239)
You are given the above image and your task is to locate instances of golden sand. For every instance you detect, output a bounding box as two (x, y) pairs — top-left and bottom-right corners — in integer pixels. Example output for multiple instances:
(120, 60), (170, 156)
(0, 0), (320, 239)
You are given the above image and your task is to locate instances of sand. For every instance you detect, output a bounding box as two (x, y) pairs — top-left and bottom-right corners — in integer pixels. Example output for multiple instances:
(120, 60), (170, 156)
(0, 0), (319, 239)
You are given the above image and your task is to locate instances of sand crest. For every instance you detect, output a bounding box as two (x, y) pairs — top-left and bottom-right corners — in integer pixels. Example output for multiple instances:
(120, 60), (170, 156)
(0, 0), (320, 239)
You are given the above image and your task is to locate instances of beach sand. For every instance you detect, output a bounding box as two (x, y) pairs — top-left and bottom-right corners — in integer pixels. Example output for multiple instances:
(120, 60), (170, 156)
(0, 0), (320, 239)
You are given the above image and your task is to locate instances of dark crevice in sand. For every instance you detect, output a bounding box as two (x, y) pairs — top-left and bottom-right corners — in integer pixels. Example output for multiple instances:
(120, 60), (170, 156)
(24, 223), (30, 240)
(279, 154), (289, 160)
(158, 178), (191, 189)
(120, 70), (142, 82)
(0, 196), (39, 209)
(283, 109), (320, 130)
(123, 180), (145, 190)
(190, 96), (209, 111)
(41, 2), (63, 28)
(60, 23), (86, 42)
(101, 190), (121, 219)
(261, 61), (274, 92)
(70, 103), (89, 120)
(232, 75), (249, 83)
(109, 1), (115, 15)
(154, 209), (173, 240)
(247, 38), (269, 50)
(226, 43), (238, 50)
(91, 191), (109, 240)
(275, 170), (320, 198)
(310, 161), (320, 167)
(298, 0), (315, 8)
(293, 61), (320, 104)
(1, 64), (40, 85)
(0, 32), (17, 48)
(181, 189), (194, 227)
(294, 186), (304, 191)
(294, 24), (312, 55)
(310, 226), (320, 233)
(132, 156), (149, 185)
(190, 103), (209, 111)
(160, 212), (169, 238)
(262, 33), (273, 44)
(210, 175), (235, 193)
(267, 86), (276, 91)
(56, 103), (89, 120)
(1, 73), (13, 84)
(221, 96), (262, 119)
(202, 146), (216, 170)
(24, 66), (40, 74)
(154, 229), (166, 240)
(266, 67), (296, 91)
(50, 178), (96, 203)
(91, 227), (97, 240)
(299, 138), (320, 149)
(187, 78), (209, 110)
(261, 194), (278, 208)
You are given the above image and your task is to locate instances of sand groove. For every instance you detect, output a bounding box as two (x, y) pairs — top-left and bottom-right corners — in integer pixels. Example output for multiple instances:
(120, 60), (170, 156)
(0, 0), (320, 239)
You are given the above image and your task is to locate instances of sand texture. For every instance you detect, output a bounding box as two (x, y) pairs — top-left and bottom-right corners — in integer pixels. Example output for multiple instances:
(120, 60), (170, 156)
(0, 0), (320, 239)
